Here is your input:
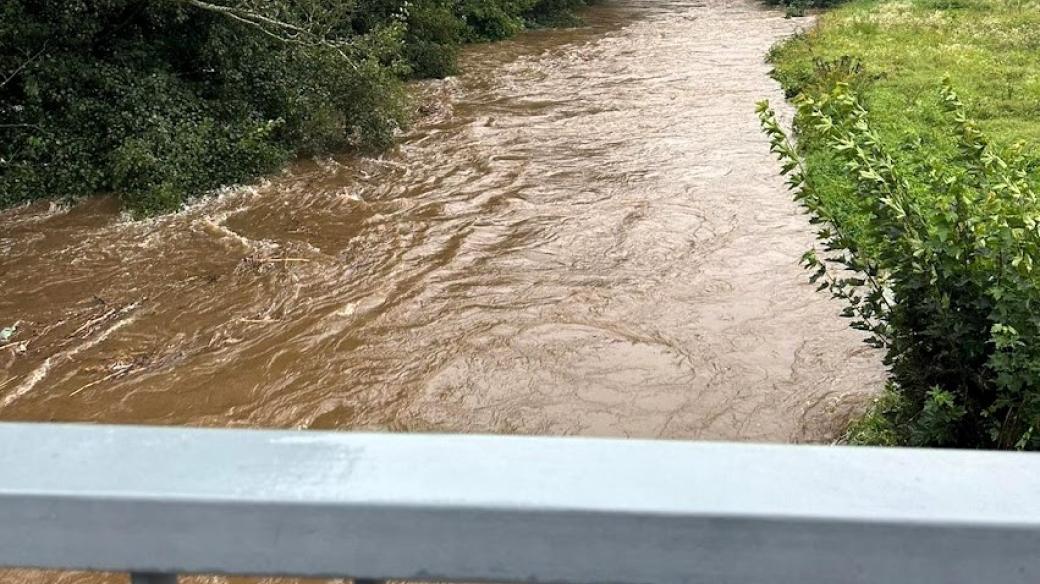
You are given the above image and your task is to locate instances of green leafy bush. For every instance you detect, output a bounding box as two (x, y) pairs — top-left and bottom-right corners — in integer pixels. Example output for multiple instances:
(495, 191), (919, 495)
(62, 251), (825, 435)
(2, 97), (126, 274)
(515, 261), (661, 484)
(759, 79), (1040, 449)
(1, 0), (411, 214)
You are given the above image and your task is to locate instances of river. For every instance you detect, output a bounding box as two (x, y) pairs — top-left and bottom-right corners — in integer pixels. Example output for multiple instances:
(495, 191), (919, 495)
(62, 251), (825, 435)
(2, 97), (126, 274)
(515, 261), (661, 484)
(1, 1), (882, 581)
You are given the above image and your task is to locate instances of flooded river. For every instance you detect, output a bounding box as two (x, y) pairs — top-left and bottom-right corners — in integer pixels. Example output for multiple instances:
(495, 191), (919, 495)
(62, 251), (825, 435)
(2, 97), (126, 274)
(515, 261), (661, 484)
(1, 1), (882, 580)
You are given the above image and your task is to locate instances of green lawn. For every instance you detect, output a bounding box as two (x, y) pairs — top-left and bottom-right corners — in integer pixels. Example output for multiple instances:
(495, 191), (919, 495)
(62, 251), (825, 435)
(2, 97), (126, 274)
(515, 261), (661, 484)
(773, 0), (1040, 145)
(768, 0), (1040, 246)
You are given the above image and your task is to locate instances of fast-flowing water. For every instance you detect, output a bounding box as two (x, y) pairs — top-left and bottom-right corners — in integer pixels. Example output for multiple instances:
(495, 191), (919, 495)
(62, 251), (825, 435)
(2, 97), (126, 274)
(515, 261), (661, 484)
(1, 1), (883, 581)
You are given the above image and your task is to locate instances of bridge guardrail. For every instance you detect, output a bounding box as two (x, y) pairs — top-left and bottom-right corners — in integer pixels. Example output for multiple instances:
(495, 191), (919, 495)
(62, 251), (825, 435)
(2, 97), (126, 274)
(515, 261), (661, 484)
(1, 422), (1039, 583)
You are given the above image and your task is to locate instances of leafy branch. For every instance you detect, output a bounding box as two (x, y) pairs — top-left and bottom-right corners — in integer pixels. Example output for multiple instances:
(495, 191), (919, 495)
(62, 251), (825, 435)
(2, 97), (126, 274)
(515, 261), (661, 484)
(760, 72), (1040, 448)
(176, 0), (368, 68)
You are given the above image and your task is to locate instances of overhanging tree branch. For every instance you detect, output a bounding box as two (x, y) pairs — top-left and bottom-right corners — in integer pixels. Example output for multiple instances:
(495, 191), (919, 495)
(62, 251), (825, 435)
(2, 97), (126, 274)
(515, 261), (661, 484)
(176, 0), (362, 69)
(1, 44), (48, 90)
(181, 0), (309, 36)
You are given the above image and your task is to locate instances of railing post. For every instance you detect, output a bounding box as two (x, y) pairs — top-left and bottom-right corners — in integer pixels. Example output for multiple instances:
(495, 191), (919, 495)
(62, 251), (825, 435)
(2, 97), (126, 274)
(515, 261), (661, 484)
(130, 573), (177, 584)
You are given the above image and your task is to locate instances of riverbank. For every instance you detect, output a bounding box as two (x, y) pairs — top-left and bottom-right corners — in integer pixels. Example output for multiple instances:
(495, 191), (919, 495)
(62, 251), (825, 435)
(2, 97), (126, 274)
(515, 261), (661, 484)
(765, 0), (1040, 448)
(0, 0), (592, 215)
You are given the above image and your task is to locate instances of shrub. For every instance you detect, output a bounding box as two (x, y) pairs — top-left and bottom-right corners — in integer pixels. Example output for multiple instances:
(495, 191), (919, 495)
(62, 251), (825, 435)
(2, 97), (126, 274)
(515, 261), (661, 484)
(1, 0), (412, 214)
(759, 79), (1040, 449)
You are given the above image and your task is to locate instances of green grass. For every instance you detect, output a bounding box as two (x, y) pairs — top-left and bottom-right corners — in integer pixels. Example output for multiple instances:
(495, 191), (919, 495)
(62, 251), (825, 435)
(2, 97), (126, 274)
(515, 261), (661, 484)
(844, 384), (906, 446)
(771, 0), (1040, 144)
(767, 0), (1040, 447)
(769, 0), (1040, 282)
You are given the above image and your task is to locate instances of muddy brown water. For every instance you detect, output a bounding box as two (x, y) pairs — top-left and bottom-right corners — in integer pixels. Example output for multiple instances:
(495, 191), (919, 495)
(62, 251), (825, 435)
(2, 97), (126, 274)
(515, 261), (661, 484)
(1, 1), (884, 582)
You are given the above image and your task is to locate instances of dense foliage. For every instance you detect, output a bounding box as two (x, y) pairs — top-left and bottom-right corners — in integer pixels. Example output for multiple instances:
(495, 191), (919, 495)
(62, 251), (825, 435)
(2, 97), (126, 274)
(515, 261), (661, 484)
(0, 0), (591, 214)
(762, 0), (1040, 449)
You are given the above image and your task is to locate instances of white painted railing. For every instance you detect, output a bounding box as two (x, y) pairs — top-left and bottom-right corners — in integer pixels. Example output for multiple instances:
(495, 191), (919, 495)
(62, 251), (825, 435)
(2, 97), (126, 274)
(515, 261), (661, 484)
(1, 423), (1039, 583)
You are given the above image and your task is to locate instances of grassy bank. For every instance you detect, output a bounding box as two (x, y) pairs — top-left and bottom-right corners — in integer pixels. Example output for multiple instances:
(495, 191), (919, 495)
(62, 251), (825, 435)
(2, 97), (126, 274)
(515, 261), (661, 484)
(0, 0), (592, 214)
(773, 0), (1040, 143)
(771, 0), (1040, 241)
(762, 0), (1040, 448)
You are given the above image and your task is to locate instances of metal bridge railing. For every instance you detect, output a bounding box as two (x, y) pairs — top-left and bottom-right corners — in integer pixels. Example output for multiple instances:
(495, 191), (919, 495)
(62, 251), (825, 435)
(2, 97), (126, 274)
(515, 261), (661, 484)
(1, 422), (1039, 584)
